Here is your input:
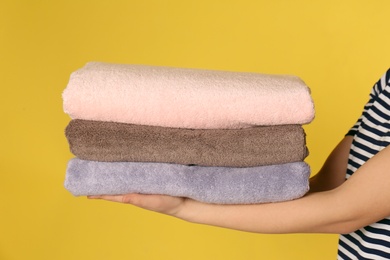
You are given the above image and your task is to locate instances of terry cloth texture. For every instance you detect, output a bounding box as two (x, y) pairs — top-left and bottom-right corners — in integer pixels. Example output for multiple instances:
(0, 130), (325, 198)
(65, 158), (311, 204)
(65, 119), (309, 167)
(62, 62), (315, 129)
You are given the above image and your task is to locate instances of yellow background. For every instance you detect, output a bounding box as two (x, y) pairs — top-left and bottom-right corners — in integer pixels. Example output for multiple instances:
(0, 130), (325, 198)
(1, 1), (389, 259)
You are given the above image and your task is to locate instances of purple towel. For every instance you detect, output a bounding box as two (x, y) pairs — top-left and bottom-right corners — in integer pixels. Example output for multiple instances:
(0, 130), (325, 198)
(65, 159), (311, 204)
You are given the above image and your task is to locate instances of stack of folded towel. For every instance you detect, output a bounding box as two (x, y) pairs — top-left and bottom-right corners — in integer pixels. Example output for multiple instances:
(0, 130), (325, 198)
(63, 62), (315, 204)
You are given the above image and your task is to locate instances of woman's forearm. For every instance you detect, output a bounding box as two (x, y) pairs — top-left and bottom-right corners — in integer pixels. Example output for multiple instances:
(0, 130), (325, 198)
(309, 136), (352, 192)
(177, 190), (352, 234)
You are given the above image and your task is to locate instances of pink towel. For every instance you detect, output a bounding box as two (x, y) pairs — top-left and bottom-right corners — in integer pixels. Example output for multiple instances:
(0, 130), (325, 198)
(63, 62), (315, 129)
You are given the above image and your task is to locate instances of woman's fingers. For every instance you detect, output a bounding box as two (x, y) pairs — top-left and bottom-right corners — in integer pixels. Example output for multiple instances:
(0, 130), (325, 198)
(88, 193), (186, 216)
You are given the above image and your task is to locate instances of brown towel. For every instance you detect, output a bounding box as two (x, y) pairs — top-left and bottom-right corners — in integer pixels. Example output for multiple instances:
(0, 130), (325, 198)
(65, 119), (308, 167)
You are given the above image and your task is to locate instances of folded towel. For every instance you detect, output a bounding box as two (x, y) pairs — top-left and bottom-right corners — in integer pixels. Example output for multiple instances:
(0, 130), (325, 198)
(64, 159), (311, 204)
(62, 62), (315, 129)
(65, 119), (309, 167)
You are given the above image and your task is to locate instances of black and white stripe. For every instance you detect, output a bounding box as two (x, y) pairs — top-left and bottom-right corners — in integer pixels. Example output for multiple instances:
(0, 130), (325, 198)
(338, 69), (390, 259)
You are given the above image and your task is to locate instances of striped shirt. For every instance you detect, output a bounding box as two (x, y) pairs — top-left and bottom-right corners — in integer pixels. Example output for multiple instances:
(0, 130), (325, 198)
(337, 69), (390, 259)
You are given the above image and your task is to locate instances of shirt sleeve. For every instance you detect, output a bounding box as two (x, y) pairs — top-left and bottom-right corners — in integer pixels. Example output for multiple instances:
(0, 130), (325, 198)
(346, 68), (390, 136)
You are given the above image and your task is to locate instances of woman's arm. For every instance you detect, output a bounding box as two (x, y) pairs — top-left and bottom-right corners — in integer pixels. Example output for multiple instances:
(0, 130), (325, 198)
(89, 137), (390, 234)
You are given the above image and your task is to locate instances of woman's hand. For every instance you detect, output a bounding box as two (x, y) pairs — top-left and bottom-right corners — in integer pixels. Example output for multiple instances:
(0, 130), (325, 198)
(88, 193), (187, 217)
